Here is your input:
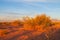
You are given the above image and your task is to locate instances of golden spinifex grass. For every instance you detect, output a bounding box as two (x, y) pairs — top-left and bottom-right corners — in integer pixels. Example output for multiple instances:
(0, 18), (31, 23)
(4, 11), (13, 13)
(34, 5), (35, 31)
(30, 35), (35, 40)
(0, 14), (60, 40)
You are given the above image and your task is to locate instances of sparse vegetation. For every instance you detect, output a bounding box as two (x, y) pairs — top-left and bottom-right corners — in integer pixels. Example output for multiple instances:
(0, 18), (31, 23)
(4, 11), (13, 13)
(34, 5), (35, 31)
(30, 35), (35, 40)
(0, 14), (60, 40)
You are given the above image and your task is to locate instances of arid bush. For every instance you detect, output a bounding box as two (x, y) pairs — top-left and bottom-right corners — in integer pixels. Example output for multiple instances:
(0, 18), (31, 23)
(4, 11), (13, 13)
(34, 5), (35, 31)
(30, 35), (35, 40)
(0, 14), (60, 40)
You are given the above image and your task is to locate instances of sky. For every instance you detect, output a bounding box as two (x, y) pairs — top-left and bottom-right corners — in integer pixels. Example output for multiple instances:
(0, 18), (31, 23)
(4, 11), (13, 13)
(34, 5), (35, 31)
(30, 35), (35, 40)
(0, 0), (60, 21)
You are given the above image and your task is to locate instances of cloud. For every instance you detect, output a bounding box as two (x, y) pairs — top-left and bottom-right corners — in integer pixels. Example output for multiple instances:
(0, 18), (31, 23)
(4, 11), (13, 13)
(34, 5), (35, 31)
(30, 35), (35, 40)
(24, 0), (60, 2)
(4, 0), (46, 2)
(23, 0), (46, 2)
(3, 0), (60, 3)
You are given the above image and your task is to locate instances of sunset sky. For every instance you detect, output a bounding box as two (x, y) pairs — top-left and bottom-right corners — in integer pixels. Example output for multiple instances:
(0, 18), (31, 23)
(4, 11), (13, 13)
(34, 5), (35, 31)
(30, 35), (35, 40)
(0, 0), (60, 20)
